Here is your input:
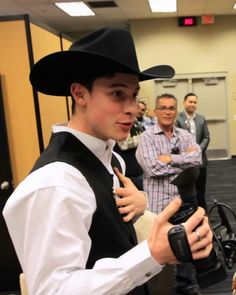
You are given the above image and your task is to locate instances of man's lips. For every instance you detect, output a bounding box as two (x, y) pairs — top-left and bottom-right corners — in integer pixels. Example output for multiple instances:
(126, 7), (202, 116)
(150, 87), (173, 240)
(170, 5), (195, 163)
(117, 121), (133, 129)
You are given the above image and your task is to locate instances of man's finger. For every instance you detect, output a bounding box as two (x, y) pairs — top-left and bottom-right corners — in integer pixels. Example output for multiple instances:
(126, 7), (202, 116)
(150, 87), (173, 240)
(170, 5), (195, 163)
(116, 195), (132, 206)
(113, 167), (132, 187)
(114, 187), (129, 197)
(123, 212), (135, 222)
(183, 207), (205, 233)
(156, 197), (182, 223)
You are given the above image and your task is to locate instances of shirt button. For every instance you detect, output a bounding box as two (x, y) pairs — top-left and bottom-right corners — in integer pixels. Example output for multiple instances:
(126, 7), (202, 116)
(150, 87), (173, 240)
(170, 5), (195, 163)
(145, 272), (152, 277)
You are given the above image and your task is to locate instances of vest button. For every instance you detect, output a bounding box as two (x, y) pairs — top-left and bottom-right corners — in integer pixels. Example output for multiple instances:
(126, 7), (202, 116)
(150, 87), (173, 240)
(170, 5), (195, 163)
(145, 272), (152, 277)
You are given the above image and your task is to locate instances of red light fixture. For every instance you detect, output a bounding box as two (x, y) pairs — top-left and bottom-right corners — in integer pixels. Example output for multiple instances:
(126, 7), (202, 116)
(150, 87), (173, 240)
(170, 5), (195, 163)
(178, 16), (197, 27)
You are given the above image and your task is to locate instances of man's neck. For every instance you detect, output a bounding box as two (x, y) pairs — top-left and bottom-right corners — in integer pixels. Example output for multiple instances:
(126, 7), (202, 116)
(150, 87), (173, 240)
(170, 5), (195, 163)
(185, 111), (195, 118)
(159, 124), (174, 138)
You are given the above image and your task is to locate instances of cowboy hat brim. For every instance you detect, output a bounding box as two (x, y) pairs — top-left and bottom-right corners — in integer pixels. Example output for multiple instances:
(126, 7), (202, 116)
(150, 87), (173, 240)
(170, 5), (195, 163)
(30, 51), (175, 96)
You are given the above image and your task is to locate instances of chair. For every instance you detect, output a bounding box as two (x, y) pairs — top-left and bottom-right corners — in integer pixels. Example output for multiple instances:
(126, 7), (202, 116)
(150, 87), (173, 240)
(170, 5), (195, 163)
(19, 273), (29, 295)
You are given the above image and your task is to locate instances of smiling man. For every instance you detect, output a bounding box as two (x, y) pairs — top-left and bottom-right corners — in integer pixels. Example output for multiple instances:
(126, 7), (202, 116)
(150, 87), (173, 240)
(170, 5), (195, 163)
(3, 29), (213, 295)
(136, 93), (203, 295)
(175, 93), (210, 210)
(136, 93), (202, 214)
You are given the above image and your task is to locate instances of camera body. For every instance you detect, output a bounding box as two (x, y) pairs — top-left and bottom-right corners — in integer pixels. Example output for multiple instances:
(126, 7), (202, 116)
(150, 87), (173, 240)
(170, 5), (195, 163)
(169, 167), (228, 288)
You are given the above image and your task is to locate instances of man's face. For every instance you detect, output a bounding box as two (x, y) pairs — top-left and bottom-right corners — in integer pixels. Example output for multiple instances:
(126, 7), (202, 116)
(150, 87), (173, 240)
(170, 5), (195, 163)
(155, 97), (177, 129)
(77, 73), (140, 141)
(137, 102), (146, 119)
(184, 95), (197, 115)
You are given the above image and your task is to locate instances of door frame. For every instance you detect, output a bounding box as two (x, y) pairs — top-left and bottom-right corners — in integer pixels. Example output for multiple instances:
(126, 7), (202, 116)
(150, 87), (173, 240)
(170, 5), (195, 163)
(154, 71), (230, 160)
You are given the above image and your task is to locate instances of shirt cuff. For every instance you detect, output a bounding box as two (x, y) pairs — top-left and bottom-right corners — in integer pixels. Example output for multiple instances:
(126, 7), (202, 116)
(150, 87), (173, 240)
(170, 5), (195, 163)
(119, 240), (163, 286)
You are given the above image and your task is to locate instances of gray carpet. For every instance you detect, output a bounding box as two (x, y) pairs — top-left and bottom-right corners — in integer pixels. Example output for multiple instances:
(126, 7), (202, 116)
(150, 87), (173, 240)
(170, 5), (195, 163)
(148, 158), (236, 295)
(201, 158), (236, 295)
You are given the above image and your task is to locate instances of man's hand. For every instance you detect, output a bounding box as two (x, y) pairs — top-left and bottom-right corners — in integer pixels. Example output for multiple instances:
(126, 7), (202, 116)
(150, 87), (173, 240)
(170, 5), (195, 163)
(158, 146), (199, 163)
(185, 146), (198, 153)
(113, 167), (146, 222)
(147, 198), (213, 265)
(158, 154), (172, 164)
(232, 272), (236, 294)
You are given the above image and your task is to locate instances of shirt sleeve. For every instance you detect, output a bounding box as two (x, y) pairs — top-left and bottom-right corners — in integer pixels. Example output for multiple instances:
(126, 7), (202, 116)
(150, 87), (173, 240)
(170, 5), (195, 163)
(199, 116), (210, 152)
(171, 131), (202, 169)
(3, 164), (162, 295)
(136, 129), (202, 177)
(136, 131), (181, 176)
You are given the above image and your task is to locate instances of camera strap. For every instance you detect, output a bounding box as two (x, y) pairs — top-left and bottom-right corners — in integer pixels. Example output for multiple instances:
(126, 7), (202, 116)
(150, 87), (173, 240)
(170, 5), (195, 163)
(168, 224), (193, 263)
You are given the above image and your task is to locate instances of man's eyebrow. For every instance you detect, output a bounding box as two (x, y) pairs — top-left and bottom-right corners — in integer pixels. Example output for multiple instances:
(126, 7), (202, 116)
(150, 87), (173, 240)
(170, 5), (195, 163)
(109, 83), (140, 91)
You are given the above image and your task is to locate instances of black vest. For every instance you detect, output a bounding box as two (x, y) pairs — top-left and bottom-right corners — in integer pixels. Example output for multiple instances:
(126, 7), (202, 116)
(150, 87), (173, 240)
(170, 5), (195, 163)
(31, 132), (148, 295)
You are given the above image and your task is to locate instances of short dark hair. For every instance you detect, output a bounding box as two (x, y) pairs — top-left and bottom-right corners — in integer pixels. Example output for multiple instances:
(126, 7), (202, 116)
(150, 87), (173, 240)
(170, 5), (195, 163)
(184, 92), (198, 101)
(138, 101), (147, 108)
(155, 93), (177, 108)
(71, 72), (116, 113)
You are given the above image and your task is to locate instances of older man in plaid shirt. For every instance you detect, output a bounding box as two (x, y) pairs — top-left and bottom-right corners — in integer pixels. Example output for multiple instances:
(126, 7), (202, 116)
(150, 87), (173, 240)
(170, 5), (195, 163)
(136, 93), (203, 295)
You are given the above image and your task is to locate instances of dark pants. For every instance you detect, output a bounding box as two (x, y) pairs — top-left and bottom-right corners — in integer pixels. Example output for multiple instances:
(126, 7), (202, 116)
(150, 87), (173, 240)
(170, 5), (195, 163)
(196, 167), (207, 210)
(127, 284), (149, 295)
(175, 263), (197, 290)
(174, 168), (207, 291)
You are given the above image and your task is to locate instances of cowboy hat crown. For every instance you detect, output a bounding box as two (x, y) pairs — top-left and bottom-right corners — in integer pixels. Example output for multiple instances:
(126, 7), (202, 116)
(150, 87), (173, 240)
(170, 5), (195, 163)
(30, 26), (175, 96)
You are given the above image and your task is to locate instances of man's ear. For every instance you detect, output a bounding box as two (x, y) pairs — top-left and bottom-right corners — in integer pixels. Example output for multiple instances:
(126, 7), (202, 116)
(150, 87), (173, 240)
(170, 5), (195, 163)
(70, 83), (87, 105)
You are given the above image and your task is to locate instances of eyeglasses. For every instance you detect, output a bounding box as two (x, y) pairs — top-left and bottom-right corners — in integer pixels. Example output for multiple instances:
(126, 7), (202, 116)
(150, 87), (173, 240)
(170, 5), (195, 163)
(156, 106), (177, 112)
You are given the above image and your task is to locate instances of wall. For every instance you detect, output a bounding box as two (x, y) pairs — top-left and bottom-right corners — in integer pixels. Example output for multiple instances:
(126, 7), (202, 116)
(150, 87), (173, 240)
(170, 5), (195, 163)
(0, 19), (39, 186)
(1, 15), (236, 187)
(30, 23), (71, 147)
(131, 15), (236, 155)
(0, 17), (72, 185)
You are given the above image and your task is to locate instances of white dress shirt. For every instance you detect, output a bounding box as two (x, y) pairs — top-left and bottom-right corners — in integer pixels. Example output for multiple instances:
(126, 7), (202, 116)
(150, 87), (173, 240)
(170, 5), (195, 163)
(3, 123), (162, 295)
(185, 112), (196, 139)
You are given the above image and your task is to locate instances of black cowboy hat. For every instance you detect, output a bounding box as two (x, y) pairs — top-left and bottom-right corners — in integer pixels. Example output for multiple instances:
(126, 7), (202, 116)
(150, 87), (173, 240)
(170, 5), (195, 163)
(30, 26), (175, 96)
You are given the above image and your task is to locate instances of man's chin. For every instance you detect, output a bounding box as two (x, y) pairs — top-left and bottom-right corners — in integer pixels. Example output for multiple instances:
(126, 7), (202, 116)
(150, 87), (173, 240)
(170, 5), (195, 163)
(114, 133), (130, 142)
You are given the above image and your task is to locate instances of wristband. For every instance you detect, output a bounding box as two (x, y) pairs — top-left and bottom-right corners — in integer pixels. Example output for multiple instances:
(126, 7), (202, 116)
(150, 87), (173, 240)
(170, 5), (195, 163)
(168, 224), (193, 263)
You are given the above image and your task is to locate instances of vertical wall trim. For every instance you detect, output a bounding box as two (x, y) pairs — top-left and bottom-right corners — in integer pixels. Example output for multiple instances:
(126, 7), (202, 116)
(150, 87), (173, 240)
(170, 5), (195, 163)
(0, 76), (13, 183)
(24, 14), (44, 153)
(59, 32), (70, 120)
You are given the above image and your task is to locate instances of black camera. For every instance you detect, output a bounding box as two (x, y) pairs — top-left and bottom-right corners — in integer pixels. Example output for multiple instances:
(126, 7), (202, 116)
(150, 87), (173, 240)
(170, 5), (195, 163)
(171, 146), (180, 155)
(169, 167), (228, 288)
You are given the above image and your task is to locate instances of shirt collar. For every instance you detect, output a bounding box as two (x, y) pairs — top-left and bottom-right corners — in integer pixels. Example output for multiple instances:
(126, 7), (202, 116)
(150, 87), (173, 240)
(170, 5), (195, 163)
(154, 123), (179, 137)
(184, 111), (196, 120)
(52, 123), (115, 166)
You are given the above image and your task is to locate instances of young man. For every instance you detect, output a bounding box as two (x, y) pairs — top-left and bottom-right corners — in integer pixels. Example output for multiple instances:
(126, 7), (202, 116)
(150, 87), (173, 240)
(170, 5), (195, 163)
(175, 92), (210, 210)
(136, 93), (203, 294)
(3, 28), (212, 295)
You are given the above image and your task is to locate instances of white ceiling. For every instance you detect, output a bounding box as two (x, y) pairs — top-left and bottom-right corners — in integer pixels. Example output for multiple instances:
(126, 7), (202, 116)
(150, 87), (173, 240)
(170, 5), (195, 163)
(0, 0), (236, 39)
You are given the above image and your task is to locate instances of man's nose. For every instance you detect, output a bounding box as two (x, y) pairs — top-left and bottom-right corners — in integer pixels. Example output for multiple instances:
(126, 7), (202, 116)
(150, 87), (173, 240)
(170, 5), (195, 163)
(124, 100), (138, 114)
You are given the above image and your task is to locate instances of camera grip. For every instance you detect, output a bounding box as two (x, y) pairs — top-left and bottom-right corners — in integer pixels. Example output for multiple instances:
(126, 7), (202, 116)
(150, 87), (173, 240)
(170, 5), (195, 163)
(168, 224), (193, 263)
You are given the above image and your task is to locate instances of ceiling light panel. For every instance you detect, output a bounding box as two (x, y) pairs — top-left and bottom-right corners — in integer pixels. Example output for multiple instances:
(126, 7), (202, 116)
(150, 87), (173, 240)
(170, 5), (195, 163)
(55, 1), (95, 16)
(148, 0), (177, 12)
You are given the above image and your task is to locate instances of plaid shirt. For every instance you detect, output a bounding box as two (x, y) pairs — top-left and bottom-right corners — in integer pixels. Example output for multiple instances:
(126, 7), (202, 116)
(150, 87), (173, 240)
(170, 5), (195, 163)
(136, 124), (202, 214)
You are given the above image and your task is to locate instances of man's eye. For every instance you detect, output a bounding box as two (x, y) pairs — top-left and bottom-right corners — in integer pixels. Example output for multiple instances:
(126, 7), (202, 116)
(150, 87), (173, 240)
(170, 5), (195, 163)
(112, 91), (127, 99)
(112, 91), (122, 97)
